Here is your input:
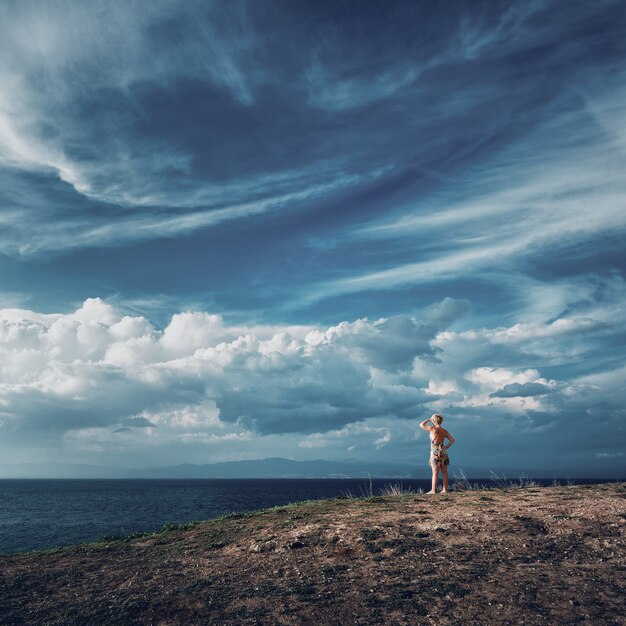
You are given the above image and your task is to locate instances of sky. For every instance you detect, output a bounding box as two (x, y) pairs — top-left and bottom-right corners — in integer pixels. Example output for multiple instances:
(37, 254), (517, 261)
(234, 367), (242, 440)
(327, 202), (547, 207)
(0, 0), (625, 477)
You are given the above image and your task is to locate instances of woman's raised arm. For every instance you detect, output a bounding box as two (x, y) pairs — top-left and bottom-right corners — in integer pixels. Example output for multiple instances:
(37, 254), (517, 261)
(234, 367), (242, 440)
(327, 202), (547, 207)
(419, 418), (432, 431)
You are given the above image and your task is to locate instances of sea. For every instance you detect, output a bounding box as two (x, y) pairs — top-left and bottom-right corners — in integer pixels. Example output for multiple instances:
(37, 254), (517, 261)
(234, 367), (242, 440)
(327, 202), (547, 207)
(0, 478), (617, 555)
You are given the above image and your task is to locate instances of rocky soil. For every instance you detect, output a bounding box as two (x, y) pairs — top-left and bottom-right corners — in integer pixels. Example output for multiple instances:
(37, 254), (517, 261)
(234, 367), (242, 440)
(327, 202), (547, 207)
(0, 482), (624, 625)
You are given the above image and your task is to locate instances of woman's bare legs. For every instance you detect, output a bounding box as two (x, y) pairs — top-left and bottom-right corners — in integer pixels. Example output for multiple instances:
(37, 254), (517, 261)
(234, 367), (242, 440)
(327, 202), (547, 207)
(441, 465), (449, 493)
(427, 465), (439, 494)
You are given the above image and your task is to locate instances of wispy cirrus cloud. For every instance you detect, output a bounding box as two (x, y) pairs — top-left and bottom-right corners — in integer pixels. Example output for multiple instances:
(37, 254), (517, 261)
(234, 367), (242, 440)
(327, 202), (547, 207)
(3, 166), (383, 257)
(2, 0), (620, 262)
(302, 86), (626, 304)
(303, 0), (547, 111)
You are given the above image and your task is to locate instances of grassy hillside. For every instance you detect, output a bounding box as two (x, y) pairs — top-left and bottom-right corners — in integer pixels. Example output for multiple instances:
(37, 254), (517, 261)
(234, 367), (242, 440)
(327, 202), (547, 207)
(1, 483), (624, 625)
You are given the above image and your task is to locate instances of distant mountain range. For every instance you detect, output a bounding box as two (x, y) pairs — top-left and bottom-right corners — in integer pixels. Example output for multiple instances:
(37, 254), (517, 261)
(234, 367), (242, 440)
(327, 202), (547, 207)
(0, 457), (417, 479)
(0, 457), (619, 479)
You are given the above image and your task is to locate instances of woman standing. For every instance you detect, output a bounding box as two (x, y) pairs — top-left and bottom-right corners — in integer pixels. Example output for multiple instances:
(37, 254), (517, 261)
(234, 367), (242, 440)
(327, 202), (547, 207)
(420, 414), (455, 494)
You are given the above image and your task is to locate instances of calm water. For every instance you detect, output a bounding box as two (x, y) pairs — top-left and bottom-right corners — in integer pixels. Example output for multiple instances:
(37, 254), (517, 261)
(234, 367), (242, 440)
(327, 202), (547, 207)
(0, 478), (615, 555)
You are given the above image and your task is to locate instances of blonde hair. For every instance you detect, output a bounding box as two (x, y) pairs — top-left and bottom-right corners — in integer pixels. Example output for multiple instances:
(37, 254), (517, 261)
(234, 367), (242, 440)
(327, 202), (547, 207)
(431, 413), (443, 426)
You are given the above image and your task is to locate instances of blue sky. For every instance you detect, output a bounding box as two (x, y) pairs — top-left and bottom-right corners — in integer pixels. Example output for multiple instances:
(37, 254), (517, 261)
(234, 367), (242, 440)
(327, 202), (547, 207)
(0, 0), (624, 476)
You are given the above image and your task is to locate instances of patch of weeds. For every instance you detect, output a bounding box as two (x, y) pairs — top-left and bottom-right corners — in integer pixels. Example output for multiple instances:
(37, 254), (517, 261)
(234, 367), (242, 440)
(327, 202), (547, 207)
(160, 520), (202, 533)
(99, 519), (204, 544)
(217, 509), (271, 523)
(489, 471), (539, 490)
(223, 512), (246, 520)
(452, 468), (488, 491)
(355, 476), (376, 498)
(380, 482), (420, 496)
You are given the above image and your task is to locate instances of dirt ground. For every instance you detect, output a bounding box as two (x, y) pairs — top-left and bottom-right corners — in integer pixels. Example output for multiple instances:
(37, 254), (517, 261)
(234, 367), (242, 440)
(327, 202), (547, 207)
(0, 482), (624, 625)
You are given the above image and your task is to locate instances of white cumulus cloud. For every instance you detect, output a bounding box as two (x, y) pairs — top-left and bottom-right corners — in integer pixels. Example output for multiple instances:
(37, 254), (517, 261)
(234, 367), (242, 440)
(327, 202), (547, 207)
(1, 293), (624, 468)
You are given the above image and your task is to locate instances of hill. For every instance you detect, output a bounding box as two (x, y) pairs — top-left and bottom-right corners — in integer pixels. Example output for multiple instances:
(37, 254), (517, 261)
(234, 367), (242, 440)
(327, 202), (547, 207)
(1, 483), (624, 625)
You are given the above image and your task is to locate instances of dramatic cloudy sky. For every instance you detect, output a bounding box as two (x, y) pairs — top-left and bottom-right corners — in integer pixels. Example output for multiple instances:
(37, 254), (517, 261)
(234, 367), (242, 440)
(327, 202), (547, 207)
(1, 0), (624, 476)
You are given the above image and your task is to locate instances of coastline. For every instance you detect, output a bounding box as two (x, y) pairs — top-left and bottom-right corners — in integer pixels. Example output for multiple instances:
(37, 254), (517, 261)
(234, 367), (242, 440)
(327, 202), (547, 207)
(1, 482), (624, 625)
